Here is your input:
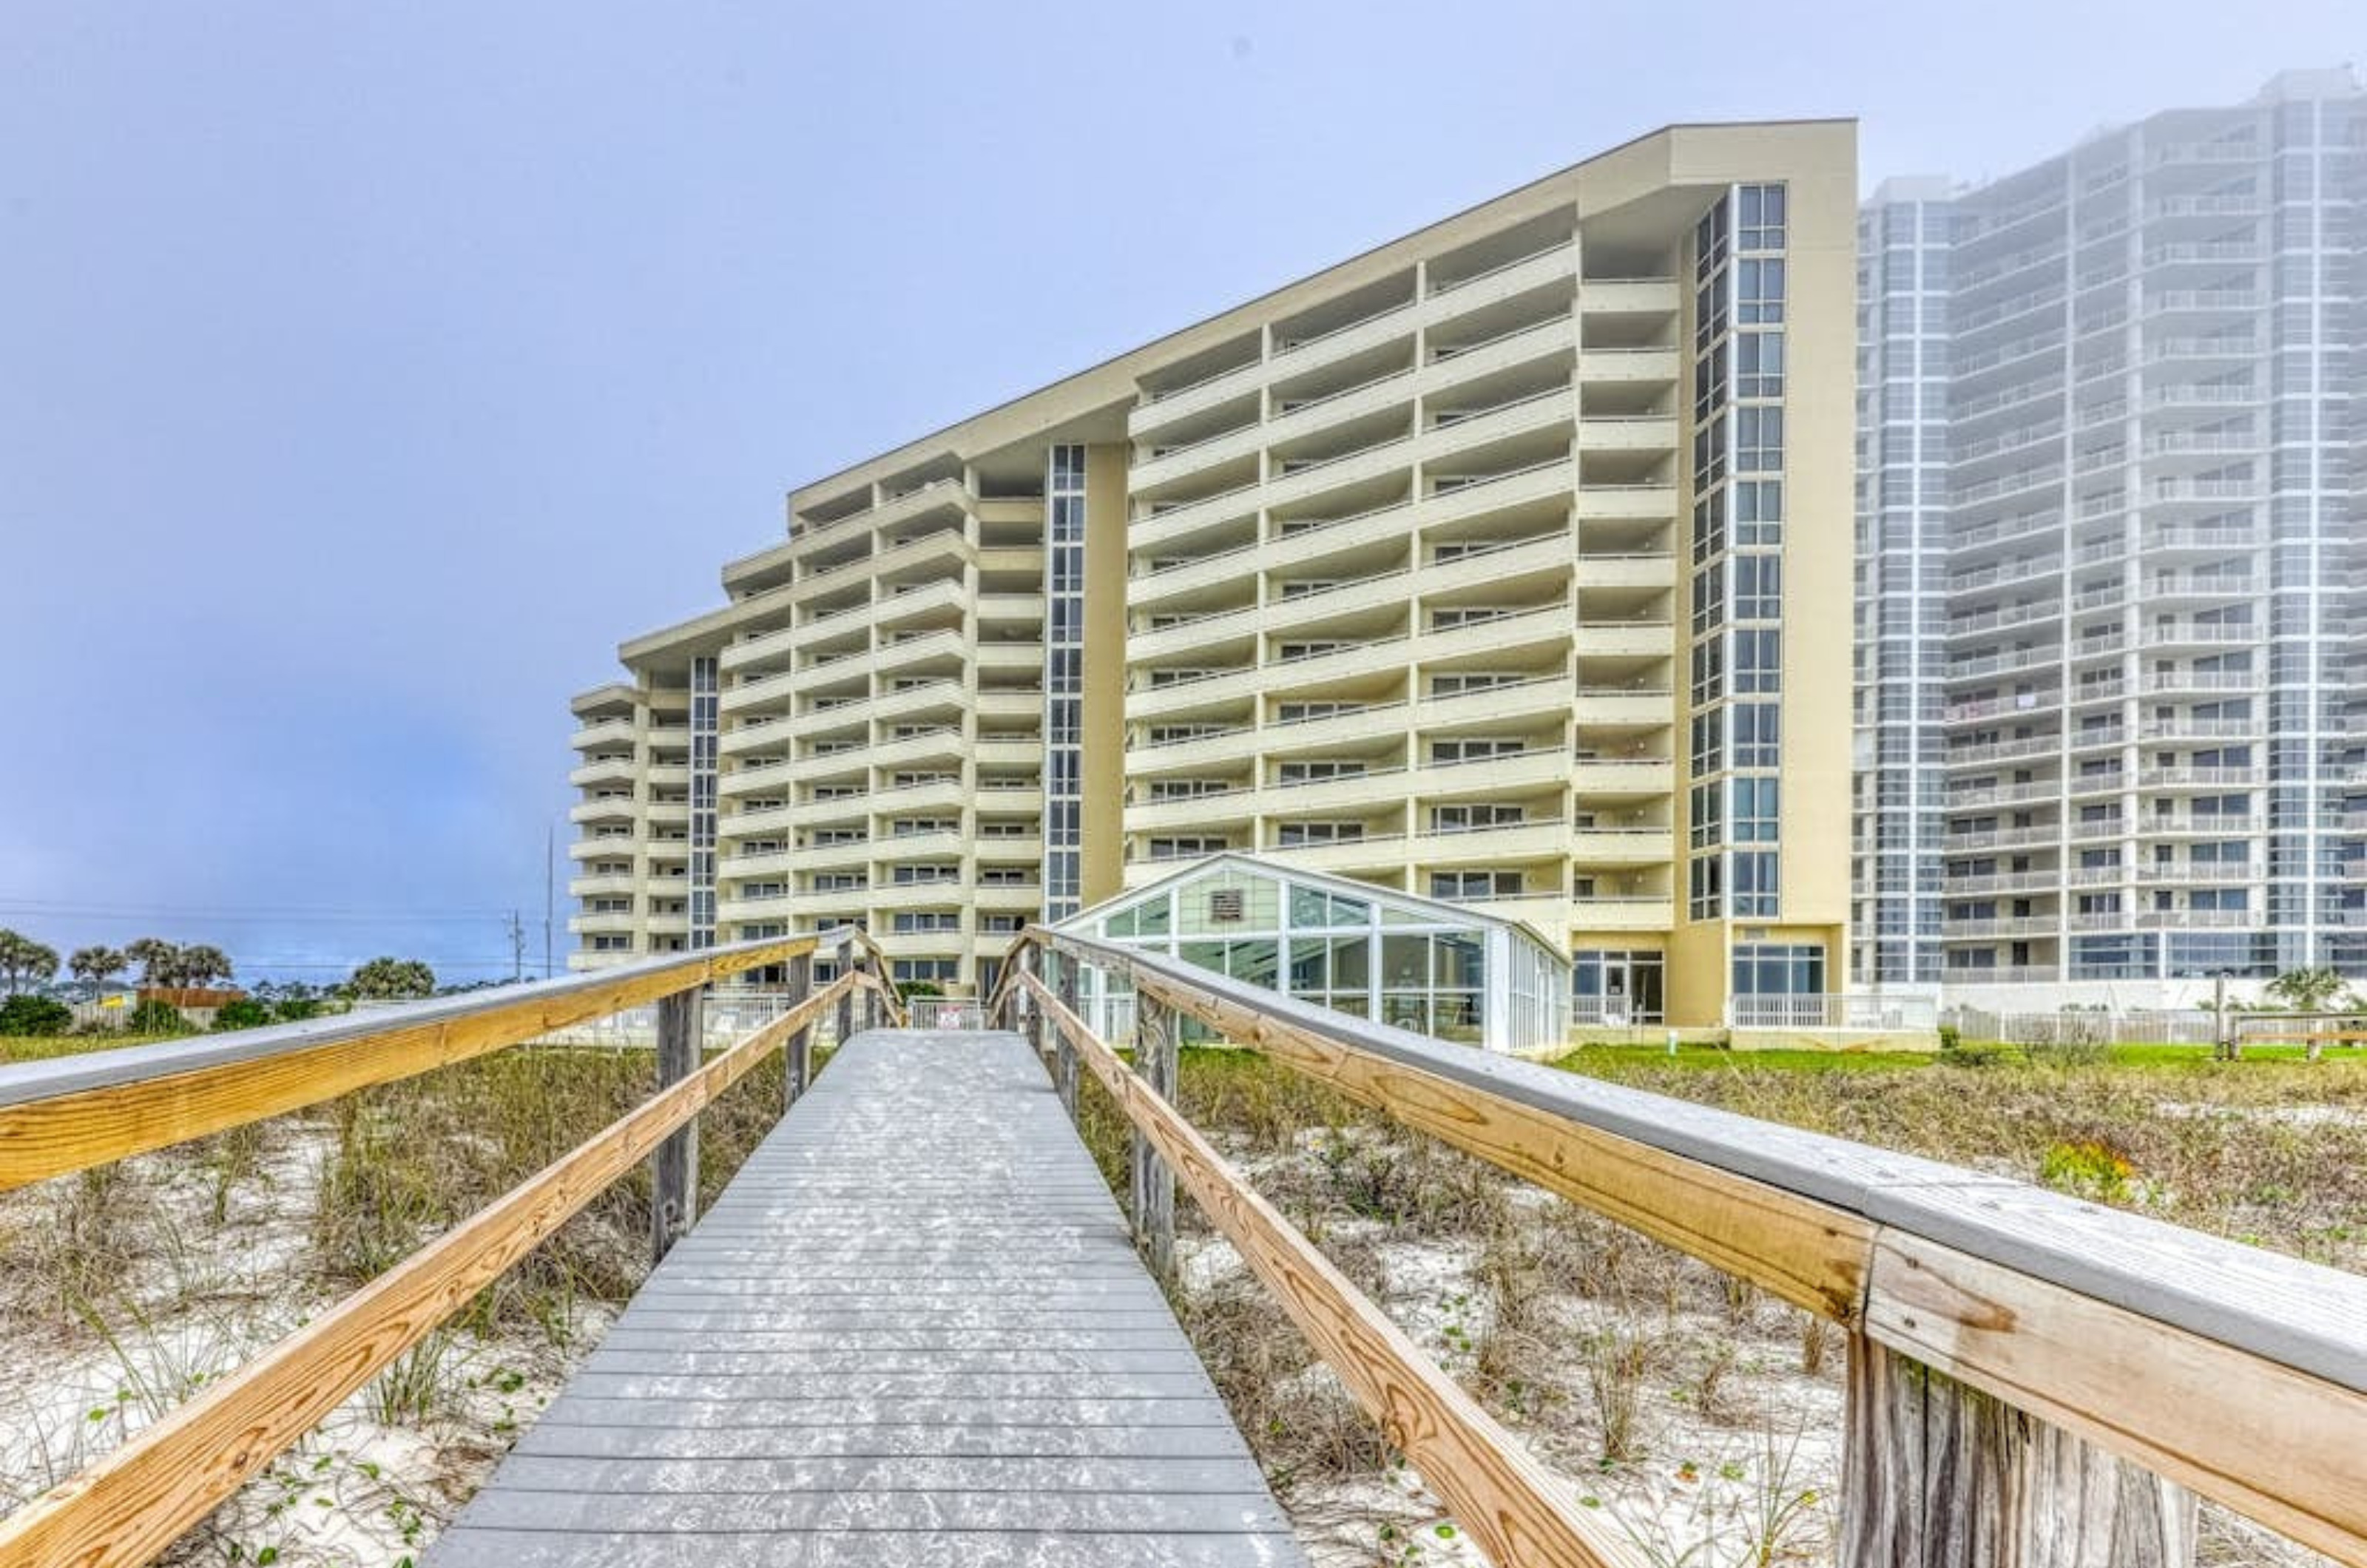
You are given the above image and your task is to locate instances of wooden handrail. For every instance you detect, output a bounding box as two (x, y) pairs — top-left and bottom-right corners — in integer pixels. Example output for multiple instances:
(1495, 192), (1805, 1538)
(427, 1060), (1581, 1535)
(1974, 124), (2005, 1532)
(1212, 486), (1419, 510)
(1016, 970), (1639, 1568)
(0, 966), (884, 1568)
(0, 930), (849, 1192)
(1000, 927), (2367, 1564)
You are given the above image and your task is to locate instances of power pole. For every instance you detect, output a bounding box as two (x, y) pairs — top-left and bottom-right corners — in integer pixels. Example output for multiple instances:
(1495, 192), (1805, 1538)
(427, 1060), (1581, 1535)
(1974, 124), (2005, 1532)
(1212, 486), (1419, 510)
(507, 910), (527, 983)
(543, 820), (556, 979)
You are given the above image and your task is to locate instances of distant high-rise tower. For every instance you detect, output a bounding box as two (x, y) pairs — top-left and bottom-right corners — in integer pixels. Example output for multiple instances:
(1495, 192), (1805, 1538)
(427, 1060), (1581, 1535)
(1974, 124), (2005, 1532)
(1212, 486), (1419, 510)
(1854, 70), (2367, 1007)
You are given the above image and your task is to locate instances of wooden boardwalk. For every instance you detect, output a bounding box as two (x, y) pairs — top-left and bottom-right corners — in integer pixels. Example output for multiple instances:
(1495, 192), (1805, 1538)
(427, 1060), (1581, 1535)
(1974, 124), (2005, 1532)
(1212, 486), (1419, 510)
(428, 1028), (1306, 1567)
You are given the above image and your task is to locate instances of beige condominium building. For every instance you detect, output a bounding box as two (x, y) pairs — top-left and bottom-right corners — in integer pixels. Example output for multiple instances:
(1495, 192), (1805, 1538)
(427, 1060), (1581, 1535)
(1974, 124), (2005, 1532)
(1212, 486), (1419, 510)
(567, 119), (1857, 1029)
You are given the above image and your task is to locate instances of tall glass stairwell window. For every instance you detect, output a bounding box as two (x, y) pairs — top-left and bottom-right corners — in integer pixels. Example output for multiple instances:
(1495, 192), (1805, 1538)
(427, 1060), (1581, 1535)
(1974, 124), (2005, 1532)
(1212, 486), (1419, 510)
(1686, 184), (1789, 924)
(689, 655), (719, 949)
(1042, 445), (1087, 919)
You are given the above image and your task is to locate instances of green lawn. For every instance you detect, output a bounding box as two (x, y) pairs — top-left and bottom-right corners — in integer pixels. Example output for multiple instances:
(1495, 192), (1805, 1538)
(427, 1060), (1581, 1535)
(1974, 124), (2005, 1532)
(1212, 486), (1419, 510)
(0, 1033), (184, 1066)
(1551, 1039), (2346, 1076)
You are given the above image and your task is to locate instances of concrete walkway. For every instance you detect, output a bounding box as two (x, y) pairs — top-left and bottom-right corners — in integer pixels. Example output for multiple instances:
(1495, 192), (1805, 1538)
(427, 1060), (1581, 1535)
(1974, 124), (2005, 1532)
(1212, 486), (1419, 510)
(428, 1028), (1305, 1567)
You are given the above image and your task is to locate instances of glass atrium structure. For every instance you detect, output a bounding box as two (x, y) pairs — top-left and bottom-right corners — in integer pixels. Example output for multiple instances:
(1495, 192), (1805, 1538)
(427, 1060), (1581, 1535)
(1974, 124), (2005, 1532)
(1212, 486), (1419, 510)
(1055, 854), (1570, 1053)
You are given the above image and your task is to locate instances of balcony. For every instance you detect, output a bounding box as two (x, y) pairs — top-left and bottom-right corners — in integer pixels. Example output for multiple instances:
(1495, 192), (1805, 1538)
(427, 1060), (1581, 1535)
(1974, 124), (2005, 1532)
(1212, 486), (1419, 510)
(569, 757), (636, 788)
(1574, 482), (1678, 522)
(570, 717), (635, 752)
(1564, 896), (1675, 932)
(1129, 535), (1565, 666)
(718, 848), (800, 879)
(568, 873), (643, 899)
(1570, 827), (1675, 864)
(873, 829), (968, 862)
(1573, 620), (1672, 659)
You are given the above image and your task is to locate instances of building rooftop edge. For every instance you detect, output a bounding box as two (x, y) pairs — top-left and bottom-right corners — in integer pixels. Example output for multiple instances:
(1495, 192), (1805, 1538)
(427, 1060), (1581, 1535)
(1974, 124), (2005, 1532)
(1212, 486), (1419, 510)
(770, 117), (1854, 515)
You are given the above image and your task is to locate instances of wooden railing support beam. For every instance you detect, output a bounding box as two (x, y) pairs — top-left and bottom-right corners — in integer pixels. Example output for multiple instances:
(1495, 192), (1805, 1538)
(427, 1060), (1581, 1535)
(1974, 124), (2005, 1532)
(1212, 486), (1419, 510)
(1053, 953), (1080, 1119)
(1843, 1334), (2196, 1568)
(1130, 994), (1178, 1280)
(650, 987), (702, 1264)
(835, 937), (856, 1048)
(783, 953), (813, 1109)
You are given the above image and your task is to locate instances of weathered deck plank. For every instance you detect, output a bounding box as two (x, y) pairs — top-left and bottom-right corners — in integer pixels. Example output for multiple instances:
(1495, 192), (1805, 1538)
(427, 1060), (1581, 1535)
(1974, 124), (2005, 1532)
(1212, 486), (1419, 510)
(428, 1028), (1303, 1568)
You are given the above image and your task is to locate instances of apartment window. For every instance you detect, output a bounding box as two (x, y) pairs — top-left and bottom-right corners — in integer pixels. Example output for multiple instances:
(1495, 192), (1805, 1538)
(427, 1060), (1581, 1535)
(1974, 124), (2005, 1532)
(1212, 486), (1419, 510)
(1733, 555), (1781, 621)
(978, 867), (1034, 885)
(1735, 407), (1783, 473)
(1277, 759), (1368, 783)
(1149, 778), (1233, 801)
(891, 864), (959, 885)
(1278, 578), (1340, 599)
(1734, 629), (1781, 694)
(1148, 668), (1217, 689)
(811, 829), (864, 846)
(1691, 568), (1726, 636)
(1431, 607), (1512, 631)
(1689, 854), (1723, 919)
(590, 935), (632, 953)
(1691, 711), (1725, 775)
(1732, 941), (1823, 997)
(1429, 672), (1522, 697)
(1737, 183), (1786, 251)
(1732, 851), (1778, 916)
(891, 912), (961, 934)
(1692, 496), (1726, 565)
(1737, 258), (1785, 325)
(979, 914), (1025, 934)
(892, 959), (959, 984)
(1277, 700), (1369, 722)
(1733, 480), (1783, 546)
(891, 817), (958, 837)
(1732, 777), (1780, 842)
(1431, 803), (1524, 833)
(1149, 836), (1228, 858)
(1431, 737), (1525, 763)
(1732, 702), (1780, 767)
(1691, 782), (1723, 848)
(1149, 723), (1228, 743)
(811, 873), (865, 892)
(1276, 821), (1365, 846)
(978, 821), (1032, 839)
(1735, 329), (1784, 398)
(1429, 870), (1521, 901)
(1432, 539), (1510, 564)
(1277, 641), (1350, 660)
(1691, 636), (1726, 706)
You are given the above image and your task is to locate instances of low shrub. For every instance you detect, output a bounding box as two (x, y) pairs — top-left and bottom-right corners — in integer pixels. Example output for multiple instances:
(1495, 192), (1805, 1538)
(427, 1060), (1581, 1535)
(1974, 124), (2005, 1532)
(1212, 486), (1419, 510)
(125, 999), (189, 1035)
(210, 998), (274, 1032)
(0, 993), (73, 1035)
(1936, 1023), (1961, 1052)
(272, 997), (323, 1022)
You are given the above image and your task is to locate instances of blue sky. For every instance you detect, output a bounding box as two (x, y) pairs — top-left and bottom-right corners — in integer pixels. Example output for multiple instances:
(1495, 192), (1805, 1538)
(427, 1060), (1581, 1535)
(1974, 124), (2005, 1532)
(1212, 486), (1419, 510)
(1, 1), (2355, 983)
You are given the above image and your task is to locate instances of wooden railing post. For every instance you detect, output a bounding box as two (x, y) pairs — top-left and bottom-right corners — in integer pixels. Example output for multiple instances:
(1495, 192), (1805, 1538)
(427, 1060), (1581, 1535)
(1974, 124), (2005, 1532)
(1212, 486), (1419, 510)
(1053, 950), (1080, 1118)
(1131, 993), (1178, 1280)
(835, 936), (857, 1047)
(650, 985), (702, 1263)
(1841, 1334), (2196, 1568)
(783, 952), (813, 1109)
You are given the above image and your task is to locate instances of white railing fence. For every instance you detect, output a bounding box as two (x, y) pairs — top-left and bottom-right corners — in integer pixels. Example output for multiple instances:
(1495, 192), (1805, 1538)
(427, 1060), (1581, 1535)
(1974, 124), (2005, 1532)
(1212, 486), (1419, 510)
(908, 998), (990, 1031)
(1727, 992), (1942, 1030)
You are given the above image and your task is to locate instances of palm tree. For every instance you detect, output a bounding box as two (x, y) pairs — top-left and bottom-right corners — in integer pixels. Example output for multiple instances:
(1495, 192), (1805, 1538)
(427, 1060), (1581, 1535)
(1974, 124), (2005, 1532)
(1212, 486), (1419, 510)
(2266, 967), (2349, 1014)
(0, 930), (61, 995)
(125, 937), (183, 989)
(178, 944), (234, 990)
(67, 945), (130, 998)
(347, 957), (436, 1000)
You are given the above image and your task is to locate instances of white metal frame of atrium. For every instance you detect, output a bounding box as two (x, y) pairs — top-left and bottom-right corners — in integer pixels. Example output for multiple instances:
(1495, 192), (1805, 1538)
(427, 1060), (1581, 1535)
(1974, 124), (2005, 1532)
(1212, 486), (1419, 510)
(1053, 854), (1570, 1054)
